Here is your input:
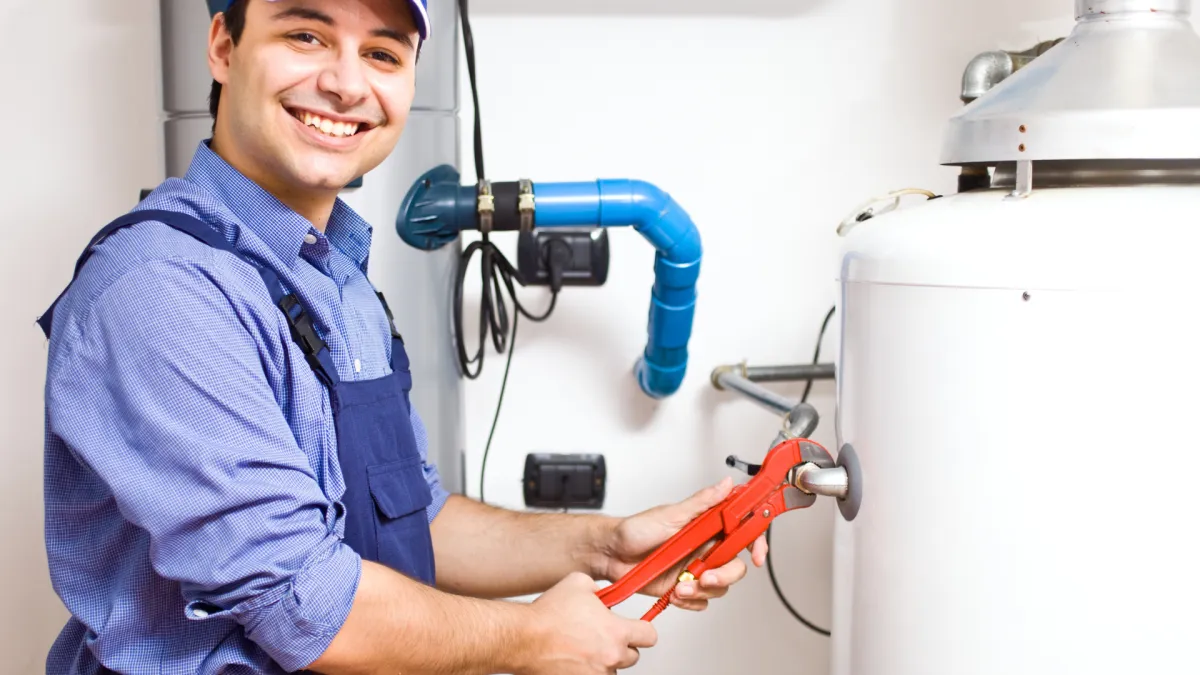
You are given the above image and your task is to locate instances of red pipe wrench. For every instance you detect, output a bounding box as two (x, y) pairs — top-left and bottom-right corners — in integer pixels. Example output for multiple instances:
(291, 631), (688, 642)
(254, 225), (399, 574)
(596, 437), (835, 621)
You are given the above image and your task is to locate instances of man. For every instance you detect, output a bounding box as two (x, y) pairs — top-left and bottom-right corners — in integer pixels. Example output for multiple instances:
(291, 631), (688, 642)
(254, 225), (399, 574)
(38, 0), (767, 673)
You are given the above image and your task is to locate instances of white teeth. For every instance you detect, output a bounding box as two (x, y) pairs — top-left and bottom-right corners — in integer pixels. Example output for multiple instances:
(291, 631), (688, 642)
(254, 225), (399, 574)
(295, 110), (361, 138)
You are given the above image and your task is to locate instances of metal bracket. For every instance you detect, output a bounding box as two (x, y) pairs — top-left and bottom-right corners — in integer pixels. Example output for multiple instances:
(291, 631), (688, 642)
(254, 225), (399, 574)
(477, 179), (495, 234)
(1006, 159), (1033, 200)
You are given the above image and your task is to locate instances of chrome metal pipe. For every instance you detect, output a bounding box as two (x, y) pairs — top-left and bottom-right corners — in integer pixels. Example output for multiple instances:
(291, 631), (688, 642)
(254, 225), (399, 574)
(794, 465), (850, 499)
(743, 363), (836, 383)
(714, 367), (821, 444)
(713, 368), (795, 415)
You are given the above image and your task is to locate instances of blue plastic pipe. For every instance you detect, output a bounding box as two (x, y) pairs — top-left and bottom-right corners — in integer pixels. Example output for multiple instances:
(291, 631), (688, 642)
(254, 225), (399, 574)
(397, 167), (702, 398)
(534, 180), (703, 399)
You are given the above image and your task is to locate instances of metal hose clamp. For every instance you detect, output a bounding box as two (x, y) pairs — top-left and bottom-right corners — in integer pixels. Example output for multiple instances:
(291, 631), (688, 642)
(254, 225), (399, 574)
(518, 179), (535, 233)
(477, 179), (495, 235)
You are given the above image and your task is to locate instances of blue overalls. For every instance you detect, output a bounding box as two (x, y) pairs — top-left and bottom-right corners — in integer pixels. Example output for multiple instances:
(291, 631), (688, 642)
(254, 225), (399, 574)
(38, 209), (437, 595)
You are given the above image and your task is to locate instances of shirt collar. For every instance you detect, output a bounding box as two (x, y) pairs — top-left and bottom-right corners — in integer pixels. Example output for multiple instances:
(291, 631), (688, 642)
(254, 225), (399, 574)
(184, 140), (374, 270)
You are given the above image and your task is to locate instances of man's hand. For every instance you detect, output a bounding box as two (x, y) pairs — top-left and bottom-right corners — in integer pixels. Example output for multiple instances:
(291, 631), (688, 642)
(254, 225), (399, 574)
(522, 572), (658, 674)
(601, 477), (768, 612)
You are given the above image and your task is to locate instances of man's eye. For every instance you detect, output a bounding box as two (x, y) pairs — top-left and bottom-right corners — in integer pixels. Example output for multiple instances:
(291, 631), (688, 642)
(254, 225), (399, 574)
(290, 32), (322, 45)
(369, 51), (400, 66)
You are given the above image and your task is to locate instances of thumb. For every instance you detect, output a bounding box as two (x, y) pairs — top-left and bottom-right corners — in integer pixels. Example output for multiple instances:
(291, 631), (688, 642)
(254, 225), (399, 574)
(563, 571), (599, 591)
(673, 476), (734, 522)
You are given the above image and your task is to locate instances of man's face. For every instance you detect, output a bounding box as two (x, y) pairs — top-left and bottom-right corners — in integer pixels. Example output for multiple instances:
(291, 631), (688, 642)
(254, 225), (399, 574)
(209, 0), (419, 196)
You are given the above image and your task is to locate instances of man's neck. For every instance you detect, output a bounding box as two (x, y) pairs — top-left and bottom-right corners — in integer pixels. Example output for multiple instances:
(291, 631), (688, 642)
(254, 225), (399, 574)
(209, 135), (337, 232)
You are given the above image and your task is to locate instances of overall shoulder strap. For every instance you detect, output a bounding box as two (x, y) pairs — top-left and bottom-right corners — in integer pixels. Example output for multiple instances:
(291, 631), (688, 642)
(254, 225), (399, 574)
(36, 209), (340, 387)
(37, 210), (230, 338)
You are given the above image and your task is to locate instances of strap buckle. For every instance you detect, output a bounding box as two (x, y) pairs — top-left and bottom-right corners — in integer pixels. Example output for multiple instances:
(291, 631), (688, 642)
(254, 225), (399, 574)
(376, 291), (405, 344)
(278, 294), (329, 370)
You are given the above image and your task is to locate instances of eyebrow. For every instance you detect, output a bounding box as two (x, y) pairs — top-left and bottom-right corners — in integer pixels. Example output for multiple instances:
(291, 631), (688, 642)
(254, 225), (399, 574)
(272, 7), (335, 25)
(372, 27), (416, 52)
(273, 6), (416, 53)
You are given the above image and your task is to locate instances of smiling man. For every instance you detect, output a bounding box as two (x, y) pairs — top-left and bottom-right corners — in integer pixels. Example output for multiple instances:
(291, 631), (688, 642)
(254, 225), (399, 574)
(38, 1), (765, 674)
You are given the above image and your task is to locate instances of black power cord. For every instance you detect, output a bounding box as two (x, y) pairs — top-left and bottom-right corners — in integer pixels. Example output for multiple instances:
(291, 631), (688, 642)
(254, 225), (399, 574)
(764, 305), (837, 636)
(455, 0), (562, 505)
(459, 0), (484, 182)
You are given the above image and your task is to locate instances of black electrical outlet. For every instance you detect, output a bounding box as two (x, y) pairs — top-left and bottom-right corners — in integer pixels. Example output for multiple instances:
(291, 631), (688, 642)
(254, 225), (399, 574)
(518, 228), (609, 287)
(523, 453), (606, 509)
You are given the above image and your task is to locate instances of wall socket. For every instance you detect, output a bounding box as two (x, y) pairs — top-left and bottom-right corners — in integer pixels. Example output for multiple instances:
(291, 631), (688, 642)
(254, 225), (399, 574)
(523, 453), (606, 509)
(517, 228), (610, 287)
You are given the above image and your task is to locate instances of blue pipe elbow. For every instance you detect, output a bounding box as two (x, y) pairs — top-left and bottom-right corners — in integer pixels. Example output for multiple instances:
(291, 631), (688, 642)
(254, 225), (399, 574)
(396, 167), (702, 398)
(538, 180), (702, 398)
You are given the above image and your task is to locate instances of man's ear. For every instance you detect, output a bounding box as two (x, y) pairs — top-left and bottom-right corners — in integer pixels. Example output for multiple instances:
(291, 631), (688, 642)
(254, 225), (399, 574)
(208, 13), (234, 84)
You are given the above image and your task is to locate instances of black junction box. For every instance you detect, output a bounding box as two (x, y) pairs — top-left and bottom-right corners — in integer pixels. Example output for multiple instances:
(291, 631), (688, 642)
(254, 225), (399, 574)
(518, 228), (610, 287)
(523, 453), (606, 509)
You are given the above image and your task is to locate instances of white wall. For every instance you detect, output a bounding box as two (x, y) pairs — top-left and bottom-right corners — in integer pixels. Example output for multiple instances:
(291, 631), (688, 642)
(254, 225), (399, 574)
(0, 0), (1089, 672)
(0, 1), (164, 671)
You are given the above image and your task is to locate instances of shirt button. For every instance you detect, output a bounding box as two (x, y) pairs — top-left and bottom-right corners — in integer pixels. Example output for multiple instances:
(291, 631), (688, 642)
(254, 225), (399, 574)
(193, 608), (209, 619)
(304, 233), (318, 245)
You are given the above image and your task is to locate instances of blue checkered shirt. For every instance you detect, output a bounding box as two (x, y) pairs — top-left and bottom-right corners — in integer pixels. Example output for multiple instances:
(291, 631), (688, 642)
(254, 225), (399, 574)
(41, 140), (450, 674)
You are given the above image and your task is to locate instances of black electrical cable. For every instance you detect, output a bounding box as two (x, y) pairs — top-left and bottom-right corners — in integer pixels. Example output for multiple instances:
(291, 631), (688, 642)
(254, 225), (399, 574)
(803, 306), (837, 406)
(764, 305), (837, 636)
(458, 0), (484, 182)
(465, 246), (558, 505)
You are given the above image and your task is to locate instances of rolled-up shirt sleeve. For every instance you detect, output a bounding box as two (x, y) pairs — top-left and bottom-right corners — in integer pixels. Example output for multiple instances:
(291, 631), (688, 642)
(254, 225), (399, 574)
(408, 405), (451, 524)
(46, 256), (359, 671)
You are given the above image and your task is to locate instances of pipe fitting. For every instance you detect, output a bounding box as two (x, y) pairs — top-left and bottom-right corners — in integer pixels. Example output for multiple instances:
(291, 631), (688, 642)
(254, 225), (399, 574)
(792, 464), (850, 500)
(774, 402), (819, 446)
(961, 51), (1014, 103)
(710, 362), (745, 391)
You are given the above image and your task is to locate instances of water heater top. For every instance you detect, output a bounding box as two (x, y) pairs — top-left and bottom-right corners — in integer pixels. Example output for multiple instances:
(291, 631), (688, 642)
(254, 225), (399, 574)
(940, 0), (1200, 165)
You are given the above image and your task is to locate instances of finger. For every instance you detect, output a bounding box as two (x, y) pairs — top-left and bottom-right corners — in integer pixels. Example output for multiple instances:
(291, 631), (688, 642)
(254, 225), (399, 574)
(672, 476), (735, 522)
(618, 647), (641, 669)
(692, 584), (728, 600)
(626, 619), (658, 649)
(674, 579), (725, 601)
(698, 559), (747, 590)
(669, 596), (710, 612)
(750, 534), (769, 567)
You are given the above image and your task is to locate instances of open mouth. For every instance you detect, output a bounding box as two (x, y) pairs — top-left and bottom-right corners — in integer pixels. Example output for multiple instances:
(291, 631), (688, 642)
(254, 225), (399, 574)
(286, 107), (372, 139)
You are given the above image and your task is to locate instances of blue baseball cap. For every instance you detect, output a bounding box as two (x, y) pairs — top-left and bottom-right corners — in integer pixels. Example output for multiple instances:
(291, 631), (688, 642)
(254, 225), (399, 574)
(207, 0), (430, 41)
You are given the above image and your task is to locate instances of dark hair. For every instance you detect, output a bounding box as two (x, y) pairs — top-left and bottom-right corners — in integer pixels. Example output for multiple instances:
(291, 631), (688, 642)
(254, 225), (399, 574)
(208, 0), (249, 123)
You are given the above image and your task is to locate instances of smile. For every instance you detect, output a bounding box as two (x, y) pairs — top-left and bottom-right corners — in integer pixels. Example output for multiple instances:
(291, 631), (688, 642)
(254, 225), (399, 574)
(286, 107), (373, 138)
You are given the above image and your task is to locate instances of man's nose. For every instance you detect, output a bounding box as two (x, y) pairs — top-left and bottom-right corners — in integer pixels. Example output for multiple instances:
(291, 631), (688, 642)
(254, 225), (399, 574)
(318, 49), (370, 107)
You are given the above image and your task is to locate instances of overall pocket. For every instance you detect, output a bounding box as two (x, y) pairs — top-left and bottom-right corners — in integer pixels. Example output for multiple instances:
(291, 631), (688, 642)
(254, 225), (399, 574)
(365, 458), (436, 583)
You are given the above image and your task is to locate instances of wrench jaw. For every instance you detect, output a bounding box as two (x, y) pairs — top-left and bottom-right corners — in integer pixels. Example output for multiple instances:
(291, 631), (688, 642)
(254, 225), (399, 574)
(798, 440), (837, 469)
(783, 486), (817, 511)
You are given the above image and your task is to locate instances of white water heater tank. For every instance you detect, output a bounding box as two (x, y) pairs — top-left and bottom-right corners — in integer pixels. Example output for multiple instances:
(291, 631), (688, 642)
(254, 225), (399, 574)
(830, 2), (1200, 673)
